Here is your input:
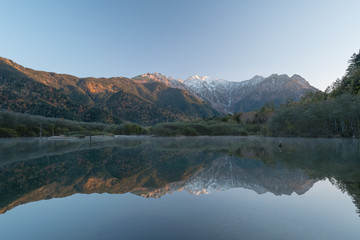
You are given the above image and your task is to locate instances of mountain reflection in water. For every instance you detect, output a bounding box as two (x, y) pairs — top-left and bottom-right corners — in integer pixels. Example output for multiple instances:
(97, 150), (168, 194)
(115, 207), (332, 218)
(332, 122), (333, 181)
(0, 136), (360, 215)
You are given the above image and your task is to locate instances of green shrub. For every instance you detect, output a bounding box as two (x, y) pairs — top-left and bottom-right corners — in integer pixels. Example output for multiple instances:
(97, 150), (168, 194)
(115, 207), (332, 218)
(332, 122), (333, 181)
(0, 127), (18, 137)
(183, 127), (199, 136)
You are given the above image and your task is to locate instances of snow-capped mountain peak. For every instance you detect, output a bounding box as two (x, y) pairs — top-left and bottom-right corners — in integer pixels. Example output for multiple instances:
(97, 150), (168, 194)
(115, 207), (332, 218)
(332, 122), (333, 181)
(186, 75), (210, 82)
(186, 75), (229, 84)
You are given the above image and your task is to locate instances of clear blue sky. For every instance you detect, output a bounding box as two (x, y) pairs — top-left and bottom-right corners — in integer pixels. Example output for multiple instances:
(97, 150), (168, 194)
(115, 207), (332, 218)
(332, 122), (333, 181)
(1, 0), (360, 90)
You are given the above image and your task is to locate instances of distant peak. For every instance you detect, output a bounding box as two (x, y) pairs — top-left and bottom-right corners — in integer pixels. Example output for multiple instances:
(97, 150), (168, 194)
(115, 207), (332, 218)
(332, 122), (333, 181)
(290, 74), (304, 80)
(268, 73), (290, 78)
(290, 74), (311, 87)
(186, 75), (228, 83)
(249, 75), (265, 81)
(186, 75), (210, 81)
(238, 75), (265, 86)
(134, 72), (176, 81)
(140, 72), (165, 78)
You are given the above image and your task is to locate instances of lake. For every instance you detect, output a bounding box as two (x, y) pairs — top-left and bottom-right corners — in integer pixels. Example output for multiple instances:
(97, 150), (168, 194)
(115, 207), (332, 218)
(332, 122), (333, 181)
(0, 136), (360, 240)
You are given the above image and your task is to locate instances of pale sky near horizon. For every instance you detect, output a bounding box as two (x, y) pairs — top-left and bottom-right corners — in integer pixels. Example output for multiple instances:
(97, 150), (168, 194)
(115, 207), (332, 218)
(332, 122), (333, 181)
(1, 0), (360, 90)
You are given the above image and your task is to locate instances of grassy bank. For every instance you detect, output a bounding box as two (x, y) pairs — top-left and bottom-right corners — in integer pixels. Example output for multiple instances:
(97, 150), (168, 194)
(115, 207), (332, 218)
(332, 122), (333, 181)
(0, 110), (149, 138)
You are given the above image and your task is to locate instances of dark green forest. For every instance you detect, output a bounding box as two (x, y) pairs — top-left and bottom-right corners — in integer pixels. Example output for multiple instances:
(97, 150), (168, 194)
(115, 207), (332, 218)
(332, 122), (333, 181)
(268, 50), (360, 137)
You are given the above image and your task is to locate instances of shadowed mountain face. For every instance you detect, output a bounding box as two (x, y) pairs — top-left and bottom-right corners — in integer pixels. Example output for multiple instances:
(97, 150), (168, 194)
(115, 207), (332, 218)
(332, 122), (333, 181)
(0, 57), (218, 125)
(1, 137), (360, 215)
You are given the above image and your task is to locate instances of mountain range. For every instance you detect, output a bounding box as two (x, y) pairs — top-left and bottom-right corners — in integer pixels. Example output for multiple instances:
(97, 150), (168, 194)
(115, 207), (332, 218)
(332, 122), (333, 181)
(135, 73), (318, 113)
(0, 57), (317, 124)
(140, 155), (316, 198)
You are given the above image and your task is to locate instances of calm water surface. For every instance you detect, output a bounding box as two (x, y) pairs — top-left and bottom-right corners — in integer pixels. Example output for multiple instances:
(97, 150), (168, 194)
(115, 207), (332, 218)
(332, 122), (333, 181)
(0, 136), (360, 240)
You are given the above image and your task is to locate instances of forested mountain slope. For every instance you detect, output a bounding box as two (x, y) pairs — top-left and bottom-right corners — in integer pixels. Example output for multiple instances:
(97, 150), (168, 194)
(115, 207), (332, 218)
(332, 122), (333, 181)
(0, 57), (218, 125)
